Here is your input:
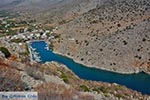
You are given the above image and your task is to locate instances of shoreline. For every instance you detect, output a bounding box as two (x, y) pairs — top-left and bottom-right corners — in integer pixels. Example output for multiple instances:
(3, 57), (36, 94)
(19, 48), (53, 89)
(53, 51), (142, 75)
(27, 42), (34, 63)
(27, 41), (41, 63)
(29, 40), (145, 75)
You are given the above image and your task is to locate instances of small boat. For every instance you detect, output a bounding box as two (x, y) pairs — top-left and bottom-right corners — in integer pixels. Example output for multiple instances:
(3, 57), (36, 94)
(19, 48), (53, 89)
(35, 58), (41, 62)
(44, 46), (49, 50)
(32, 48), (36, 51)
(34, 54), (40, 59)
(34, 52), (39, 55)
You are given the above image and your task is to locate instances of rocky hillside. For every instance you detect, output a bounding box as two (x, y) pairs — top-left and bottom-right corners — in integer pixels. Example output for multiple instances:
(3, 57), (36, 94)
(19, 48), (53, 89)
(1, 0), (150, 99)
(0, 53), (150, 100)
(53, 0), (150, 73)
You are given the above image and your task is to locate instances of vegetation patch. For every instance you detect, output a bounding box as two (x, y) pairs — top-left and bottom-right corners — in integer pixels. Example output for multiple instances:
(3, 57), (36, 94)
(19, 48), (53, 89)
(0, 47), (11, 58)
(10, 38), (25, 43)
(80, 85), (90, 92)
(98, 86), (109, 93)
(61, 72), (69, 83)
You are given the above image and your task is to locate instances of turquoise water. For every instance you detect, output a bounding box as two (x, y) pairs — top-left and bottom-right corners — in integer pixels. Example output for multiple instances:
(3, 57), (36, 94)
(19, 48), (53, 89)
(30, 41), (150, 95)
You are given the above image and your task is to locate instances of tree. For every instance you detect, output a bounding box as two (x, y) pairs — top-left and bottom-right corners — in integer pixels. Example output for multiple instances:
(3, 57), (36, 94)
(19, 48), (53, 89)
(0, 47), (11, 58)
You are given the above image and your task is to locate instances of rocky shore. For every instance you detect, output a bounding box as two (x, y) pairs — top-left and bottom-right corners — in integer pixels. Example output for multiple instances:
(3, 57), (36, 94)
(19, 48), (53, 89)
(53, 50), (141, 74)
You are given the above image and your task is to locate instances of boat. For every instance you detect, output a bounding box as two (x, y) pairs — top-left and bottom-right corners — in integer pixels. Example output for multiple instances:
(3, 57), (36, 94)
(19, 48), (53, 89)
(44, 46), (49, 50)
(34, 52), (39, 55)
(35, 58), (41, 62)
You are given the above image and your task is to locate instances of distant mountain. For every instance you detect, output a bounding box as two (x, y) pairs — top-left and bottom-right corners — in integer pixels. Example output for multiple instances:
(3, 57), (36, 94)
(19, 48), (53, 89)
(0, 0), (64, 7)
(11, 0), (65, 6)
(0, 0), (104, 24)
(0, 0), (16, 7)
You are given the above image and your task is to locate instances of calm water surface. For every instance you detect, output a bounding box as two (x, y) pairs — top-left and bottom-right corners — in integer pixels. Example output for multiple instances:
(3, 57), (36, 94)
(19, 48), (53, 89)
(30, 41), (150, 95)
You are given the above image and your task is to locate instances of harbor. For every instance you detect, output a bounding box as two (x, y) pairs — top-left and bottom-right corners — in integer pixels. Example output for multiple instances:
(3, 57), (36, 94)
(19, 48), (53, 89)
(29, 40), (150, 95)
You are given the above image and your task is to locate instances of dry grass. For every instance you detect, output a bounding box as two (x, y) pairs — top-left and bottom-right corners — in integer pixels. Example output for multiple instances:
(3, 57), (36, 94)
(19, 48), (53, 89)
(0, 59), (26, 91)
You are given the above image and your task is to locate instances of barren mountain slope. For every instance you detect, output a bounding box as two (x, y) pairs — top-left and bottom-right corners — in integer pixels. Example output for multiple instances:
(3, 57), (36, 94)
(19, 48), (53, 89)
(53, 0), (150, 73)
(0, 0), (107, 24)
(18, 0), (105, 24)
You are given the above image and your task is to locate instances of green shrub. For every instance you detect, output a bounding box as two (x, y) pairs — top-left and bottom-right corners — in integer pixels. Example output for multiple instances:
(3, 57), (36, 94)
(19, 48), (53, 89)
(10, 38), (24, 43)
(19, 52), (28, 56)
(104, 93), (110, 97)
(80, 85), (90, 92)
(0, 47), (11, 58)
(99, 86), (109, 93)
(92, 88), (100, 93)
(61, 72), (69, 83)
(115, 94), (125, 99)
